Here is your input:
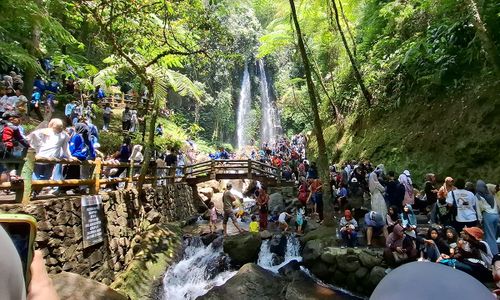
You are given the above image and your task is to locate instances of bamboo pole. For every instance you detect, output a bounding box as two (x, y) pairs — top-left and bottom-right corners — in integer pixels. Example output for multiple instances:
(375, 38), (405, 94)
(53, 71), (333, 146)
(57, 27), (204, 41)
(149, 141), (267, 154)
(20, 149), (35, 205)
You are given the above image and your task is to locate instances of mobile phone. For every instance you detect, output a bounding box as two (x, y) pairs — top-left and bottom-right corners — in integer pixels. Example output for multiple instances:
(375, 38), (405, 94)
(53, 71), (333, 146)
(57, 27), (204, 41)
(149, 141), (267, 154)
(0, 214), (37, 289)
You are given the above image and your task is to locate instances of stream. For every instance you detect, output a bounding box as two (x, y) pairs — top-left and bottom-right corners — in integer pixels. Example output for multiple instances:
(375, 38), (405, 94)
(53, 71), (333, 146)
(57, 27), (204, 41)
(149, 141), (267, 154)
(161, 233), (362, 300)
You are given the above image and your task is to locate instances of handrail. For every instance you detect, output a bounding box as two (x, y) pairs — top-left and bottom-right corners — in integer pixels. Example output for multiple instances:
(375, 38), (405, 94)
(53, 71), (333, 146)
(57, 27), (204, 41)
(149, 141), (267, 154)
(0, 151), (284, 204)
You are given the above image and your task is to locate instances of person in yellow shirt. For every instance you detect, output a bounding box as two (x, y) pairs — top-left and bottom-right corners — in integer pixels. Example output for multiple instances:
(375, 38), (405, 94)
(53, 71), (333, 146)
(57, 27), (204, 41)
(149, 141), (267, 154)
(249, 215), (260, 233)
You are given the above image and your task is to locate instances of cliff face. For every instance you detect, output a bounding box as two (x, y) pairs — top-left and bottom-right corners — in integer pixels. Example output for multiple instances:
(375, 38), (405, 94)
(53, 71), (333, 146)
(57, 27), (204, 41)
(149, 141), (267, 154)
(310, 80), (500, 185)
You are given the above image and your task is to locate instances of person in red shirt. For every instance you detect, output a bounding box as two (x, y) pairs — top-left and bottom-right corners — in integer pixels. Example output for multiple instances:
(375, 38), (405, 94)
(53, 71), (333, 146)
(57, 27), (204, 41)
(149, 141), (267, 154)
(1, 111), (29, 182)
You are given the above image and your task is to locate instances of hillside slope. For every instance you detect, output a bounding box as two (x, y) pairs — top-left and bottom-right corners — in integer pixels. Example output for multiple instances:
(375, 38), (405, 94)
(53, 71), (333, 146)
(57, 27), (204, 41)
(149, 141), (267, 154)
(311, 79), (500, 184)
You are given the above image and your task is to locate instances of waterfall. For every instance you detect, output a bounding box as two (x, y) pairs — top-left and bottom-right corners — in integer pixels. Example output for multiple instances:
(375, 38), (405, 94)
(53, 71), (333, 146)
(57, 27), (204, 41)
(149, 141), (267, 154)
(236, 63), (252, 149)
(258, 59), (281, 146)
(257, 235), (302, 272)
(162, 237), (236, 300)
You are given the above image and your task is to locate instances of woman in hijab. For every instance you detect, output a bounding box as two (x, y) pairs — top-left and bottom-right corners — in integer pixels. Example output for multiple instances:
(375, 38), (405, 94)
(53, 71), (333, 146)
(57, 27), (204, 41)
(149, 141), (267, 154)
(476, 180), (499, 256)
(386, 205), (400, 233)
(401, 204), (417, 238)
(438, 177), (456, 201)
(384, 223), (417, 266)
(339, 209), (358, 248)
(369, 168), (387, 222)
(398, 170), (414, 206)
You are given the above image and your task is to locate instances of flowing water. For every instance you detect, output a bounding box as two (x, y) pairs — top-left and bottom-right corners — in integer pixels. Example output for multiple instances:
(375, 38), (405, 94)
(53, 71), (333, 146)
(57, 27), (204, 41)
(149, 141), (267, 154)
(257, 235), (302, 272)
(162, 237), (236, 300)
(236, 63), (252, 149)
(258, 59), (281, 146)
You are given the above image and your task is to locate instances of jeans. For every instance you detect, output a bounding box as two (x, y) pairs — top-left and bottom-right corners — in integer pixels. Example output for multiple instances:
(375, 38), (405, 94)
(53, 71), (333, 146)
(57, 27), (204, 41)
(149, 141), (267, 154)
(482, 212), (499, 256)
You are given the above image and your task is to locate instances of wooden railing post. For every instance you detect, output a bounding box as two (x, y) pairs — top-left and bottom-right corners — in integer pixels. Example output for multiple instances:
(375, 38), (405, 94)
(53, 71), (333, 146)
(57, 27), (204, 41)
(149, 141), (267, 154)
(152, 162), (158, 187)
(19, 148), (35, 205)
(127, 161), (134, 189)
(182, 165), (187, 182)
(91, 158), (101, 194)
(247, 159), (252, 179)
(210, 159), (216, 180)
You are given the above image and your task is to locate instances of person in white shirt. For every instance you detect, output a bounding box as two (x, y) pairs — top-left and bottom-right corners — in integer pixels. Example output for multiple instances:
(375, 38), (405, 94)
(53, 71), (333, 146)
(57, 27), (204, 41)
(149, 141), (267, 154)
(446, 178), (478, 233)
(278, 211), (291, 231)
(27, 118), (76, 181)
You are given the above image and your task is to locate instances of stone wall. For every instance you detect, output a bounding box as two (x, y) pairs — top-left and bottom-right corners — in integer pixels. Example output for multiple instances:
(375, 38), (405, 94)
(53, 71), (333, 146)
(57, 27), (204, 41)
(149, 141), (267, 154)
(0, 184), (197, 285)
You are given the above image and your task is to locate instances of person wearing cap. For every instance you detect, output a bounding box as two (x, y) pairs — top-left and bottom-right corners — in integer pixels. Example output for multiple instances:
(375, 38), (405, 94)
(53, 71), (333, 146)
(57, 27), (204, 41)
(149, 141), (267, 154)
(222, 183), (244, 237)
(364, 210), (388, 248)
(1, 111), (30, 182)
(439, 227), (492, 282)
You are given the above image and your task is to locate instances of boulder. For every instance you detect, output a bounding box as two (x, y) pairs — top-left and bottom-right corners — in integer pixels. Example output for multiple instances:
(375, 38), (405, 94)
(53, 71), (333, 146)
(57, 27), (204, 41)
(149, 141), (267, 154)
(320, 247), (347, 265)
(223, 233), (262, 266)
(300, 225), (336, 244)
(369, 266), (387, 288)
(268, 193), (285, 213)
(336, 254), (361, 273)
(211, 193), (224, 210)
(259, 230), (273, 240)
(269, 234), (287, 257)
(309, 261), (330, 279)
(198, 187), (214, 199)
(201, 233), (219, 246)
(358, 250), (383, 269)
(285, 279), (338, 300)
(51, 272), (127, 300)
(354, 266), (369, 280)
(302, 239), (324, 263)
(199, 263), (286, 300)
(278, 259), (301, 279)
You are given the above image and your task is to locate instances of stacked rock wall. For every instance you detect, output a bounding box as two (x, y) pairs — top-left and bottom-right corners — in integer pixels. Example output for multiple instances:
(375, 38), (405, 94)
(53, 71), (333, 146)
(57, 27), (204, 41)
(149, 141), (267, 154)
(0, 184), (196, 284)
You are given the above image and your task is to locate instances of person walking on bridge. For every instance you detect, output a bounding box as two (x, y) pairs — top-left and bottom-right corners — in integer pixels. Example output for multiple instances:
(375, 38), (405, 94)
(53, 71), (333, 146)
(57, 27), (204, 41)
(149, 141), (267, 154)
(222, 183), (244, 237)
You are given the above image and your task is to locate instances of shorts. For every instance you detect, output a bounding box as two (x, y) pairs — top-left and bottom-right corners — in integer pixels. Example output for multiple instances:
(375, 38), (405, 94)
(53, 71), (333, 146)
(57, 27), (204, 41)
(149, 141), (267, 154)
(223, 211), (237, 225)
(312, 192), (323, 205)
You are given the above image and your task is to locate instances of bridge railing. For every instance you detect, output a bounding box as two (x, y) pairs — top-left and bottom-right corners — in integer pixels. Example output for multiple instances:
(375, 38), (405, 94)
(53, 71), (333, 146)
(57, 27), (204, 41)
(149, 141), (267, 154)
(0, 151), (283, 204)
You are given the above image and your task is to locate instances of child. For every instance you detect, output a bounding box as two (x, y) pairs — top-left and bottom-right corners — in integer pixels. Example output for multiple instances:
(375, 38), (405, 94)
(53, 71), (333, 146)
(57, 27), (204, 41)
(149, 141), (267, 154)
(278, 211), (292, 232)
(339, 209), (358, 248)
(249, 215), (259, 233)
(208, 202), (217, 234)
(296, 207), (305, 234)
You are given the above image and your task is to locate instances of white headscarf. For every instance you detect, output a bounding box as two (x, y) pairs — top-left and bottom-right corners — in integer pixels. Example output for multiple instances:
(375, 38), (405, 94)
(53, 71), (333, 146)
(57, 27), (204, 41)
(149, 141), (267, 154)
(399, 170), (412, 186)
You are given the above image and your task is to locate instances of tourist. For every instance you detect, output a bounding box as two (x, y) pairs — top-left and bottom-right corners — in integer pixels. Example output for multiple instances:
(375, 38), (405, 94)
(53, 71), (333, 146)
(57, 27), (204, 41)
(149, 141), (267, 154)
(102, 102), (112, 131)
(384, 223), (417, 266)
(14, 89), (28, 116)
(208, 202), (218, 234)
(475, 180), (499, 256)
(446, 178), (478, 233)
(384, 171), (404, 213)
(65, 123), (96, 194)
(438, 227), (492, 282)
(365, 211), (388, 248)
(176, 150), (185, 177)
(339, 209), (358, 248)
(441, 226), (459, 256)
(438, 176), (456, 203)
(297, 177), (308, 207)
(306, 161), (318, 179)
(164, 148), (177, 178)
(278, 210), (292, 232)
(296, 207), (305, 234)
(386, 205), (399, 233)
(335, 182), (348, 213)
(111, 136), (132, 183)
(29, 86), (43, 120)
(222, 183), (244, 237)
(122, 106), (131, 131)
(64, 100), (76, 126)
(256, 187), (269, 231)
(421, 227), (442, 262)
(423, 173), (438, 210)
(399, 170), (414, 206)
(400, 204), (417, 238)
(369, 167), (387, 222)
(309, 178), (323, 222)
(129, 109), (138, 132)
(430, 193), (454, 228)
(28, 118), (75, 182)
(249, 215), (259, 233)
(0, 111), (29, 182)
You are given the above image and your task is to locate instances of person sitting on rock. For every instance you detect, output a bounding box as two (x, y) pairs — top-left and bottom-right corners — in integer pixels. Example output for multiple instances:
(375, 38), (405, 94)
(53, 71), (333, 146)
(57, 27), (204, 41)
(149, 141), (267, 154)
(364, 211), (388, 248)
(339, 209), (358, 248)
(249, 215), (259, 233)
(278, 210), (292, 232)
(384, 223), (417, 266)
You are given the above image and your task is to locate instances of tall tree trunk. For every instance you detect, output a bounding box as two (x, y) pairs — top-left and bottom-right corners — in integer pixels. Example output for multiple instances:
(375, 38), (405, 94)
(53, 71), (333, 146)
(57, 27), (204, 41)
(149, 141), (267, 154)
(23, 0), (42, 97)
(138, 79), (158, 194)
(338, 0), (356, 57)
(467, 0), (500, 77)
(289, 0), (333, 225)
(330, 0), (372, 107)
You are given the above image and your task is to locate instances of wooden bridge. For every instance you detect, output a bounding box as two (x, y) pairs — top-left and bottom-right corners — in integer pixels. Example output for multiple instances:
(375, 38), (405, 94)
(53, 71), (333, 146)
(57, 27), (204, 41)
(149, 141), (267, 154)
(0, 151), (289, 204)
